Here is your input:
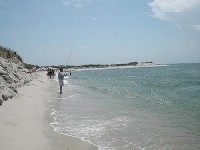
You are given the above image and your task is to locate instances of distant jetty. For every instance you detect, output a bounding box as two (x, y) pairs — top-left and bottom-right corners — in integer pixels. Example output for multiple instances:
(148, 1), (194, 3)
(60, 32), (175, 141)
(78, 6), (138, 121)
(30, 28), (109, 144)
(42, 61), (157, 71)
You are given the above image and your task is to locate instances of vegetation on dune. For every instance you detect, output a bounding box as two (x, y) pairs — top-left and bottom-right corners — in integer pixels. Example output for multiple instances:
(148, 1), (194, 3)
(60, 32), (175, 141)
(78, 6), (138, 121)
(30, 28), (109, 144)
(23, 63), (39, 70)
(0, 46), (23, 62)
(0, 45), (38, 70)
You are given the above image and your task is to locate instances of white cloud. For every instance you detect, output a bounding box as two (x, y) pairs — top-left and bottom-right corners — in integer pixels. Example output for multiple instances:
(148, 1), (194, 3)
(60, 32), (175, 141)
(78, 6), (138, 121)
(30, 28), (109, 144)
(149, 0), (200, 19)
(61, 0), (87, 8)
(186, 25), (200, 32)
(193, 25), (200, 32)
(148, 0), (200, 32)
(80, 45), (89, 49)
(99, 0), (117, 3)
(62, 1), (70, 6)
(61, 0), (117, 8)
(92, 17), (98, 21)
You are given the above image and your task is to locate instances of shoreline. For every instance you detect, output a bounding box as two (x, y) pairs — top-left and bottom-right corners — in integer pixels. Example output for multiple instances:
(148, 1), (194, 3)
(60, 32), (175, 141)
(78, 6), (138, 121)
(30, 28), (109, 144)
(72, 64), (168, 72)
(0, 71), (98, 150)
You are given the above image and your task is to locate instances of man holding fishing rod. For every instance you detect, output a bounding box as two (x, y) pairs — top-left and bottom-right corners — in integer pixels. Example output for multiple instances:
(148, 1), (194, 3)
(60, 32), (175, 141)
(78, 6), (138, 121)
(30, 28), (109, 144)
(58, 50), (73, 94)
(58, 68), (67, 94)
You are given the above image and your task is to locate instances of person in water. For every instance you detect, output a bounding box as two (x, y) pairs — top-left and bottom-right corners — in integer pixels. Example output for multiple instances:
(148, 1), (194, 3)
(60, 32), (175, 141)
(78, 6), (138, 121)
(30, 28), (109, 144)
(58, 68), (67, 94)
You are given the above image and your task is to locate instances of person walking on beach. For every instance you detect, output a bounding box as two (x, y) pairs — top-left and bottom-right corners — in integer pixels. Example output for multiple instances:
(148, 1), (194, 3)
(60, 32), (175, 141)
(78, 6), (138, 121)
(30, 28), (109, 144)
(58, 68), (67, 94)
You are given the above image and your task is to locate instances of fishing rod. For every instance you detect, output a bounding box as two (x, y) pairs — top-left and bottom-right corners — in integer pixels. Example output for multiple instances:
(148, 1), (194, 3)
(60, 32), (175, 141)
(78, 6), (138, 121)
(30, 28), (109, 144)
(66, 49), (73, 69)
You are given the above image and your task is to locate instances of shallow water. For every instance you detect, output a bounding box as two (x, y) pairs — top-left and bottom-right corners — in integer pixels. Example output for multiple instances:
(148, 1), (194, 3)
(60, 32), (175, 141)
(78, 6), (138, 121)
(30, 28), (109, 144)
(49, 64), (200, 150)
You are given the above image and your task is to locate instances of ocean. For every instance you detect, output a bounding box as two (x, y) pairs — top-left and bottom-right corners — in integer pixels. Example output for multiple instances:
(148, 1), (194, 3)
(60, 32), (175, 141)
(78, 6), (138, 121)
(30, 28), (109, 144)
(49, 63), (200, 150)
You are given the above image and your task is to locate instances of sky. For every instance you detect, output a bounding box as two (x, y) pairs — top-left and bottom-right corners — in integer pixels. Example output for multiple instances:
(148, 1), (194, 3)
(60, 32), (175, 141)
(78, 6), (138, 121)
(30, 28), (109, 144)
(0, 0), (200, 66)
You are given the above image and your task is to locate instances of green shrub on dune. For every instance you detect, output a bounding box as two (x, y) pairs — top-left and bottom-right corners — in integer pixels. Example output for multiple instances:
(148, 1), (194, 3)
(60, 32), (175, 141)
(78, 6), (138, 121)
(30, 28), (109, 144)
(0, 46), (23, 62)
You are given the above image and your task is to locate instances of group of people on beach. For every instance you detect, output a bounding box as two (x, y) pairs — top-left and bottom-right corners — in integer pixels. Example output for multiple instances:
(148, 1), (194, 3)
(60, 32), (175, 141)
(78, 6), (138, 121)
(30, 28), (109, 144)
(47, 68), (55, 79)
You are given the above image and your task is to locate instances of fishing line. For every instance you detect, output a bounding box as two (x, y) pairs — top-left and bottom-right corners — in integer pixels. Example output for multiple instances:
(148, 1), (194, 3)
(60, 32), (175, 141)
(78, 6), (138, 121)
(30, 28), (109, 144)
(67, 49), (73, 66)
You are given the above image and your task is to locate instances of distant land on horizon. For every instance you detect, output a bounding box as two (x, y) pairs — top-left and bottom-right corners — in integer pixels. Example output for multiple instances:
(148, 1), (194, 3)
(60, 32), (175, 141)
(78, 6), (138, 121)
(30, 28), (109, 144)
(42, 61), (158, 70)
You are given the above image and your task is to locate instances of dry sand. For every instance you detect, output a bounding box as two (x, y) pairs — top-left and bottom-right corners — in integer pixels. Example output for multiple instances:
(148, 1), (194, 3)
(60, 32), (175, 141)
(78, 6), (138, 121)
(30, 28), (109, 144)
(0, 71), (98, 150)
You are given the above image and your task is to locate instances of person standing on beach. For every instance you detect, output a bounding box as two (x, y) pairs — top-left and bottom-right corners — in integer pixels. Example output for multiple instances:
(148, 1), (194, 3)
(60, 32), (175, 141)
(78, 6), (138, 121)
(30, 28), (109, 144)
(58, 68), (67, 94)
(52, 69), (55, 79)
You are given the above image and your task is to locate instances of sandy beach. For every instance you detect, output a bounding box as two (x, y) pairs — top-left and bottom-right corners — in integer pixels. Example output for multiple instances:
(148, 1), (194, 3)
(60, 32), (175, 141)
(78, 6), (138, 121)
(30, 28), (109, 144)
(0, 71), (98, 150)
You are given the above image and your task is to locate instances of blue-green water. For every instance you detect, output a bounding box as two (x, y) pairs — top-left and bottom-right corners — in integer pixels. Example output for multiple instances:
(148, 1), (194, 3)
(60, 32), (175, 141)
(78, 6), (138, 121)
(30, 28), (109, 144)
(50, 64), (200, 150)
